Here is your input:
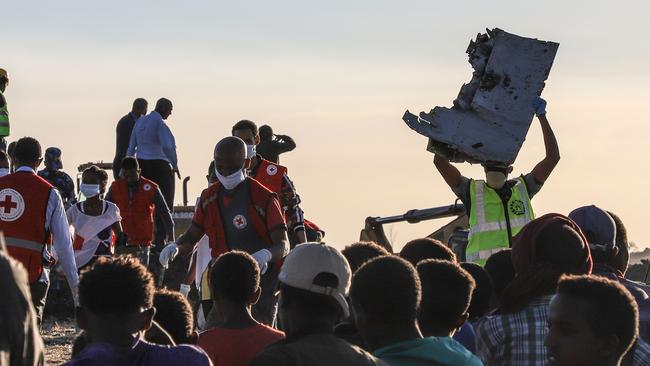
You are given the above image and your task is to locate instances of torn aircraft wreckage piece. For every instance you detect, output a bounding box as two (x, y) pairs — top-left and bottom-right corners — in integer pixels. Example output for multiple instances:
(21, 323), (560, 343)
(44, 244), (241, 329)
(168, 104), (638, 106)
(403, 28), (559, 165)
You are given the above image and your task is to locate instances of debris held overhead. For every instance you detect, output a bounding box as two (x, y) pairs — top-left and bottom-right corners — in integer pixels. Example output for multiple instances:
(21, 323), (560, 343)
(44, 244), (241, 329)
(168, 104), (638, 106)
(403, 28), (559, 165)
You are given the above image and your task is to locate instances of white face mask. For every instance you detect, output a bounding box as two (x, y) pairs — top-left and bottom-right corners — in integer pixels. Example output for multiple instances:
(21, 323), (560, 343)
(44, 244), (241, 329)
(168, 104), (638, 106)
(0, 168), (9, 177)
(246, 144), (256, 159)
(214, 166), (246, 190)
(486, 171), (507, 190)
(80, 183), (101, 198)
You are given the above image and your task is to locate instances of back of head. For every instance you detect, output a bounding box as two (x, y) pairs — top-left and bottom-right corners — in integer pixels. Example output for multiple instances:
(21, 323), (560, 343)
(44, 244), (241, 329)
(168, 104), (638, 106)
(132, 98), (148, 111)
(153, 289), (194, 344)
(498, 214), (592, 314)
(399, 238), (456, 267)
(0, 251), (44, 365)
(278, 243), (351, 325)
(350, 255), (421, 327)
(0, 150), (8, 168)
(459, 262), (493, 320)
(417, 259), (475, 336)
(231, 119), (258, 136)
(210, 251), (260, 304)
(13, 137), (42, 167)
(259, 125), (273, 141)
(342, 241), (390, 273)
(7, 141), (16, 159)
(155, 98), (172, 112)
(484, 249), (515, 302)
(556, 275), (638, 358)
(78, 256), (154, 316)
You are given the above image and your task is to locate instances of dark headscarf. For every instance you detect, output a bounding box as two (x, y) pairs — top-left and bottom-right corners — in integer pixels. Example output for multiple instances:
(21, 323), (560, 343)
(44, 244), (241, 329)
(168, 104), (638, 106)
(496, 213), (592, 314)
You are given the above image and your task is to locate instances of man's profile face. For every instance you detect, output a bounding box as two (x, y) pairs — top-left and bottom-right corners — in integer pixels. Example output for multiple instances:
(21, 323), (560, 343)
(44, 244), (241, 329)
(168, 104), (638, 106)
(233, 129), (260, 146)
(160, 105), (173, 119)
(123, 168), (141, 185)
(545, 294), (609, 366)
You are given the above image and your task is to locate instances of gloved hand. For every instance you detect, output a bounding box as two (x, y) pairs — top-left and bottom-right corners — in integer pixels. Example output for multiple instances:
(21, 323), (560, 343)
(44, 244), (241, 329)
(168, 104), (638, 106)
(159, 242), (179, 268)
(533, 96), (547, 117)
(179, 284), (191, 298)
(251, 249), (273, 274)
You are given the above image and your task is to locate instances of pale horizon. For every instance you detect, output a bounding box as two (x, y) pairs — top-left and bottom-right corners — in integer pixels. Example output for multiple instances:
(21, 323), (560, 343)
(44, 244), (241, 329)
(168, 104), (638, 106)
(3, 0), (649, 251)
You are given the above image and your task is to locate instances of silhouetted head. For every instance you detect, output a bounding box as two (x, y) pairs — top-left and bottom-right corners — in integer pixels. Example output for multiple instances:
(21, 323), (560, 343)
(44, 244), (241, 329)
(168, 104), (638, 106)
(155, 98), (173, 119)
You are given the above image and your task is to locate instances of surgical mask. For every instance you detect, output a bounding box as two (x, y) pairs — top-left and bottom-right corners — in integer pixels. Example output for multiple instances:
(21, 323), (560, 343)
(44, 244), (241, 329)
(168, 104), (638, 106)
(215, 166), (246, 190)
(486, 171), (507, 190)
(0, 168), (9, 177)
(80, 183), (101, 198)
(246, 144), (256, 159)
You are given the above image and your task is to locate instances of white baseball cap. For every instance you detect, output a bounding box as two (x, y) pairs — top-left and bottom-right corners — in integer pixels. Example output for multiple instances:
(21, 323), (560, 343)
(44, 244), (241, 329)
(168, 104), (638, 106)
(278, 243), (352, 317)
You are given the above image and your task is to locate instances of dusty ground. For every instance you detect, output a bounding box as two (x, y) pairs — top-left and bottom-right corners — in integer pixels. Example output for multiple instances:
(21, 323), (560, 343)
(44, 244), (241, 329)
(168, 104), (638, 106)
(42, 318), (77, 366)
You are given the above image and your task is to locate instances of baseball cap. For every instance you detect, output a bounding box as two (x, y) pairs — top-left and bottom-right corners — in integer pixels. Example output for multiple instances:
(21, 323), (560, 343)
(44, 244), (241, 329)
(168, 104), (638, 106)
(568, 205), (616, 251)
(278, 243), (352, 317)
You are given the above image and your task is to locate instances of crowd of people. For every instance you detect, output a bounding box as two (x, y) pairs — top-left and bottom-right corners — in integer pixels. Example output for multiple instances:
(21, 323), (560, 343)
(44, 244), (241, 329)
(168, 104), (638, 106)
(0, 72), (649, 366)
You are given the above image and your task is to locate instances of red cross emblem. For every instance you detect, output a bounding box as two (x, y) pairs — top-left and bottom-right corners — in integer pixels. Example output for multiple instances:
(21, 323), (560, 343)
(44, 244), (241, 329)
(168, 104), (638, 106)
(233, 214), (247, 229)
(266, 165), (278, 176)
(0, 189), (25, 222)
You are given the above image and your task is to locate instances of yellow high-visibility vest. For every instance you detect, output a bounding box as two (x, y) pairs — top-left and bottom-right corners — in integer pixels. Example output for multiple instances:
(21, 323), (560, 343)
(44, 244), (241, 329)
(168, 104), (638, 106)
(466, 176), (535, 265)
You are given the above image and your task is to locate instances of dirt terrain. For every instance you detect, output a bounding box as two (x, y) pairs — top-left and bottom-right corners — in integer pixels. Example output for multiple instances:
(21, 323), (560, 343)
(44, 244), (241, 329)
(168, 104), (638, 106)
(42, 319), (76, 366)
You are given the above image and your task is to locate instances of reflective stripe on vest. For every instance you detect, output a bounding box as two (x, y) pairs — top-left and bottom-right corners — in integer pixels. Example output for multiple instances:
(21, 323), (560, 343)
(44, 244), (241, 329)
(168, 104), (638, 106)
(5, 237), (45, 252)
(466, 177), (535, 265)
(0, 91), (9, 136)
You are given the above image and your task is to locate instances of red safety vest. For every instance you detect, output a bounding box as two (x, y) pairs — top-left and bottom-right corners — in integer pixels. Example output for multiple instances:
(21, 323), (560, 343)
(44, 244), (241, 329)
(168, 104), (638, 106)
(0, 172), (53, 283)
(251, 158), (287, 196)
(198, 177), (276, 258)
(111, 178), (157, 246)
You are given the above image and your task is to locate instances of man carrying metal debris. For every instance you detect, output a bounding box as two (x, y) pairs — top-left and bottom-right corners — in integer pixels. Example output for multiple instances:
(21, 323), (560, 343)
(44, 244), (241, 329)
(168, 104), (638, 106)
(433, 98), (560, 265)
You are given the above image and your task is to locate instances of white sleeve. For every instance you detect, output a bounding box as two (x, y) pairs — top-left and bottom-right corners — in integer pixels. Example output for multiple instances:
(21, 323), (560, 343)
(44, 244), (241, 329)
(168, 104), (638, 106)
(48, 189), (79, 289)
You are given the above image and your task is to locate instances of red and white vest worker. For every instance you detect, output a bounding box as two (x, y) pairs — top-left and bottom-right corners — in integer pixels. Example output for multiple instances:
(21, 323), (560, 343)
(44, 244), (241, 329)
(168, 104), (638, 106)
(0, 137), (78, 325)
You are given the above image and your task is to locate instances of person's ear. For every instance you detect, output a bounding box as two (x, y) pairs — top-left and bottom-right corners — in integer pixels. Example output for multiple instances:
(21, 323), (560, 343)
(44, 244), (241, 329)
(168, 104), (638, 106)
(140, 307), (156, 332)
(244, 158), (251, 170)
(453, 313), (470, 334)
(250, 287), (262, 305)
(76, 307), (88, 330)
(36, 157), (44, 168)
(255, 134), (260, 145)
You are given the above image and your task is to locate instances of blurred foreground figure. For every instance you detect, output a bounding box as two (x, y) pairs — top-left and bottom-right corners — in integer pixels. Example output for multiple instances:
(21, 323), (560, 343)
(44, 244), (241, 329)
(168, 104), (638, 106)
(0, 238), (44, 366)
(64, 256), (212, 366)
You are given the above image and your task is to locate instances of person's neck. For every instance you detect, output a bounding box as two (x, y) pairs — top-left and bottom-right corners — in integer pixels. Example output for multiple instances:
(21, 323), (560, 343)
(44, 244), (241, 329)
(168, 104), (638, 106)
(285, 314), (335, 340)
(219, 302), (259, 329)
(89, 329), (139, 349)
(365, 321), (423, 352)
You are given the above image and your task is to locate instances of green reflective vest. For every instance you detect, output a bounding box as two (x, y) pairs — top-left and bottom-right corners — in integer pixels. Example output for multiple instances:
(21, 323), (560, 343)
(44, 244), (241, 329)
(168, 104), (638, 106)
(0, 91), (9, 137)
(466, 176), (535, 265)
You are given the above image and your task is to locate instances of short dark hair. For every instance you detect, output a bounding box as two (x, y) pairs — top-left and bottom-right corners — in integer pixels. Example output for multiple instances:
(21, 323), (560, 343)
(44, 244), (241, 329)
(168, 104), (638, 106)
(121, 156), (139, 171)
(459, 262), (493, 320)
(82, 165), (109, 182)
(232, 120), (258, 136)
(155, 98), (172, 111)
(13, 137), (42, 165)
(78, 256), (154, 314)
(341, 241), (390, 273)
(557, 275), (638, 356)
(132, 98), (148, 110)
(210, 251), (260, 304)
(400, 238), (456, 266)
(259, 125), (273, 140)
(0, 150), (8, 166)
(484, 249), (515, 301)
(417, 260), (475, 333)
(350, 255), (421, 325)
(536, 223), (588, 273)
(153, 289), (193, 344)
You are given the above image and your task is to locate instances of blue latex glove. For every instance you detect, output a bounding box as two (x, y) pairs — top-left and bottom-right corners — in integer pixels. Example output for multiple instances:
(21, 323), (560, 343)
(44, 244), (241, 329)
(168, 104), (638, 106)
(533, 97), (547, 117)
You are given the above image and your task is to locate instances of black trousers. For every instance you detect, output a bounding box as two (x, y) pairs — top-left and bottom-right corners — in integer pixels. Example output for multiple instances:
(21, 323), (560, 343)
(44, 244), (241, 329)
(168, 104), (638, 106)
(138, 159), (175, 246)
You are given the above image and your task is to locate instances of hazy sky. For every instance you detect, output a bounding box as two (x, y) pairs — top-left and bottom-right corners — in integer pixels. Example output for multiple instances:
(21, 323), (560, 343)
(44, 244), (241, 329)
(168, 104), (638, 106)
(3, 1), (649, 251)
